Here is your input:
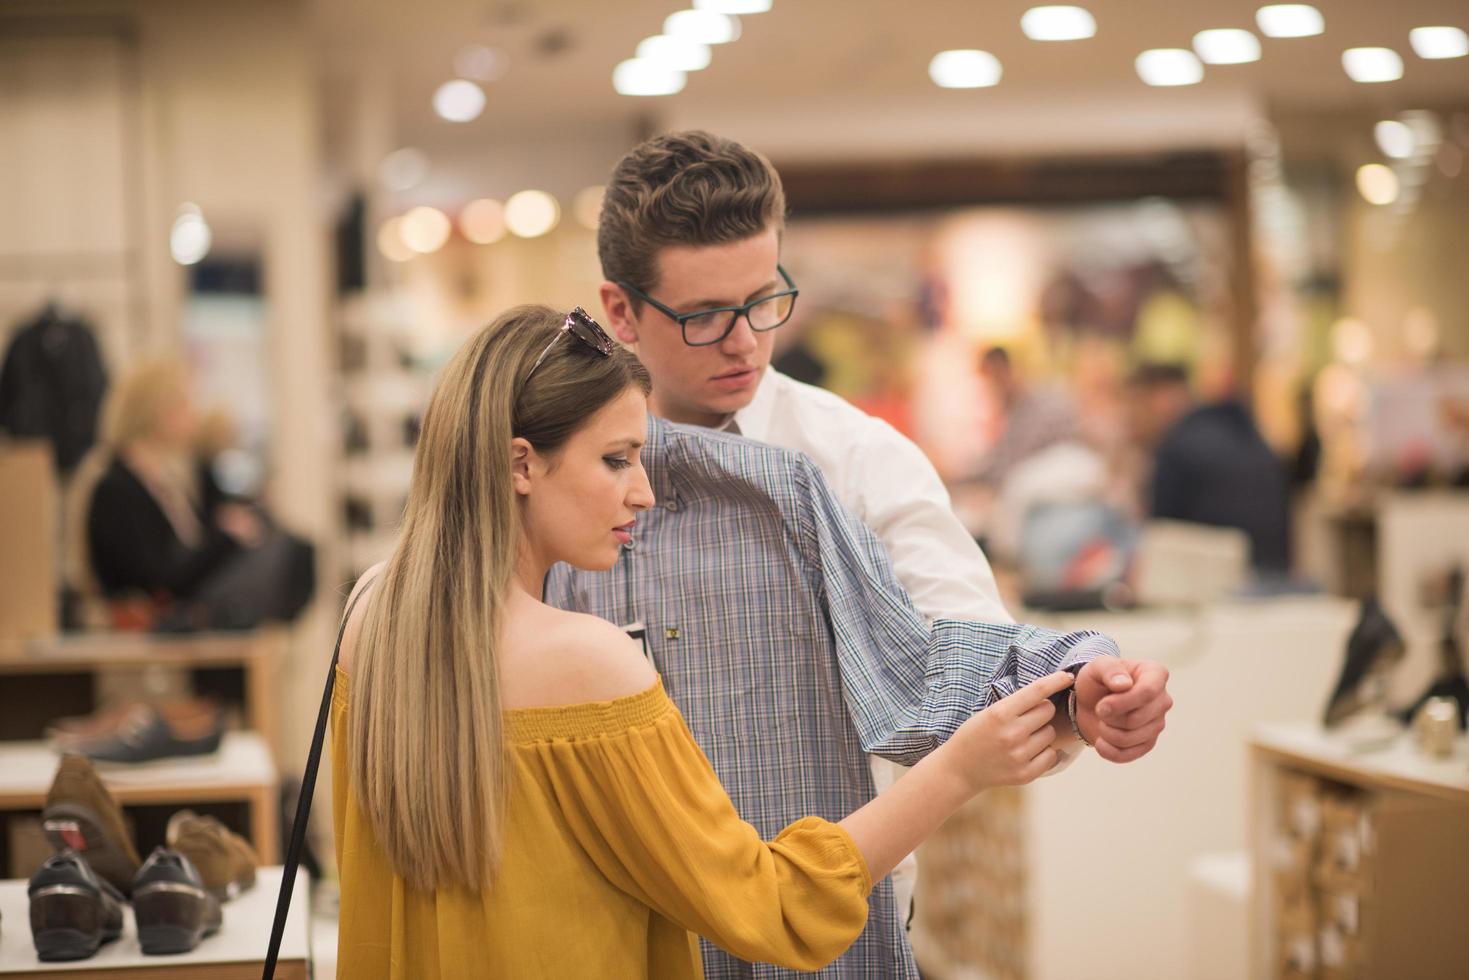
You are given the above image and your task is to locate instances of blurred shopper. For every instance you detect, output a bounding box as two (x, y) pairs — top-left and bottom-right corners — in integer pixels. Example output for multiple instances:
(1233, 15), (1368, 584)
(547, 131), (1175, 979)
(334, 305), (1082, 978)
(1127, 363), (1291, 575)
(77, 359), (314, 630)
(970, 346), (1081, 488)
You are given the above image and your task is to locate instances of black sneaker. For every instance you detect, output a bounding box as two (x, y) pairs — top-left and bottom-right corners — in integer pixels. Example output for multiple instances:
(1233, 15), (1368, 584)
(28, 848), (125, 962)
(131, 847), (223, 955)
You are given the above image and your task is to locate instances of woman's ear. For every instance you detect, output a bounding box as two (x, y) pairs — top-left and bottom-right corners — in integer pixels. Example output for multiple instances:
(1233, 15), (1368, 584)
(510, 437), (535, 496)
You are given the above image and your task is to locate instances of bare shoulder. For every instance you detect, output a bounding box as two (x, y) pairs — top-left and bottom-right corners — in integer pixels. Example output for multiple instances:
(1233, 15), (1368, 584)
(500, 606), (657, 709)
(336, 562), (386, 674)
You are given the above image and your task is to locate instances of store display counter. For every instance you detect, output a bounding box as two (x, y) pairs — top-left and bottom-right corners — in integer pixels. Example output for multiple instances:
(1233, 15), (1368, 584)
(0, 735), (279, 865)
(0, 865), (308, 978)
(1248, 724), (1469, 980)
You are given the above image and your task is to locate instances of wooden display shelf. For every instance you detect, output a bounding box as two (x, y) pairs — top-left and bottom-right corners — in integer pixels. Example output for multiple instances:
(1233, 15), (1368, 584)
(1248, 723), (1469, 980)
(0, 865), (308, 978)
(0, 630), (284, 756)
(0, 734), (279, 866)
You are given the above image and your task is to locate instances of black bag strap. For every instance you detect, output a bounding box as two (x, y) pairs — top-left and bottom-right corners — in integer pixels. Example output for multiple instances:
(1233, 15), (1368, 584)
(262, 577), (374, 979)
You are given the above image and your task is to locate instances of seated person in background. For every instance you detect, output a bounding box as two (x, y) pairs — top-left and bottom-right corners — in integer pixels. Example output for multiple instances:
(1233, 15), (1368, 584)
(82, 359), (260, 606)
(1126, 362), (1291, 576)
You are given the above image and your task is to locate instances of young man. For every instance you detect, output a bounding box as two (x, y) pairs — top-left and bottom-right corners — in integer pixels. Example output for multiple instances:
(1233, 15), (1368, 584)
(549, 131), (1174, 978)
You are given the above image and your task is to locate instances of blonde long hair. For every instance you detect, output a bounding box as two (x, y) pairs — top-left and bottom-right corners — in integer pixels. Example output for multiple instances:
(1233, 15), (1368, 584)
(349, 305), (650, 892)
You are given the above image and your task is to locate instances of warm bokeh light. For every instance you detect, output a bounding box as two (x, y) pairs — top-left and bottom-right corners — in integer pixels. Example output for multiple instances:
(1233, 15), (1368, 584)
(1135, 49), (1204, 86)
(399, 206), (452, 253)
(459, 198), (507, 245)
(929, 50), (1003, 88)
(613, 58), (686, 96)
(432, 80), (486, 122)
(376, 217), (414, 263)
(1355, 163), (1399, 205)
(505, 190), (560, 238)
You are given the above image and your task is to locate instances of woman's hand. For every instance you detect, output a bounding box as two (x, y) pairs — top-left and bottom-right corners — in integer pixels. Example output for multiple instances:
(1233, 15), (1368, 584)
(943, 671), (1075, 795)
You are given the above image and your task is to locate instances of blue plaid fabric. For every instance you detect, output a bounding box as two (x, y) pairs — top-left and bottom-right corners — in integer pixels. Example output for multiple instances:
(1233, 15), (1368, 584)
(545, 418), (1118, 979)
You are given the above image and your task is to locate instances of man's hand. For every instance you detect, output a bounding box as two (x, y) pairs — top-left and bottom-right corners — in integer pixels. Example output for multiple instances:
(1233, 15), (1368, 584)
(1072, 658), (1172, 763)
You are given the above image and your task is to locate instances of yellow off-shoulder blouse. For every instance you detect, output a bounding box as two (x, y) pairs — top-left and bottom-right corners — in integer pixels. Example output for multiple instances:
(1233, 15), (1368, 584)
(331, 667), (873, 979)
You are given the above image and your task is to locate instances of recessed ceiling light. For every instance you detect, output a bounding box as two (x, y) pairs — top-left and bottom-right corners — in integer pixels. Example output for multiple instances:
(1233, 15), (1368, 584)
(1135, 49), (1204, 86)
(1342, 47), (1403, 83)
(1409, 26), (1469, 60)
(637, 35), (712, 72)
(505, 191), (560, 238)
(1374, 120), (1415, 159)
(1193, 29), (1261, 64)
(170, 206), (211, 266)
(1255, 5), (1324, 39)
(694, 0), (770, 14)
(664, 9), (740, 45)
(928, 49), (1003, 88)
(1355, 164), (1399, 206)
(432, 80), (486, 122)
(613, 58), (686, 96)
(1020, 6), (1096, 42)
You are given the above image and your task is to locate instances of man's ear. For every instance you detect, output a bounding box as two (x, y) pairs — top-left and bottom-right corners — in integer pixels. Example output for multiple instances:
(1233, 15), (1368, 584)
(599, 281), (640, 347)
(510, 437), (535, 495)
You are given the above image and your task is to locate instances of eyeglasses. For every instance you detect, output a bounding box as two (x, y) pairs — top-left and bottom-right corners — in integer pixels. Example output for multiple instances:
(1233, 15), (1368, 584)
(619, 265), (799, 347)
(527, 307), (617, 380)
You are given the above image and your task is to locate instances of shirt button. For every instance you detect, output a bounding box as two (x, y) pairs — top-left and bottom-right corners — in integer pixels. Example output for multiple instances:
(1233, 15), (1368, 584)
(664, 498), (680, 512)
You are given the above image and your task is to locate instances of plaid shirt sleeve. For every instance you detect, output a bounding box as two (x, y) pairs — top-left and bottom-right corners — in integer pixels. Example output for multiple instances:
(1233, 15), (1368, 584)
(791, 453), (1120, 767)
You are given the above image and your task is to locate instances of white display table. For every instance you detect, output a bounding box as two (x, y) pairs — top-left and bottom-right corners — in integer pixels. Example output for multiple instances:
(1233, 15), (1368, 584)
(0, 734), (279, 864)
(0, 865), (309, 978)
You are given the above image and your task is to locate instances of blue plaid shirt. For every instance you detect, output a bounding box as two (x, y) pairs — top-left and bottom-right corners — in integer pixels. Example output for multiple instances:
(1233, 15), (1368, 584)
(545, 418), (1118, 979)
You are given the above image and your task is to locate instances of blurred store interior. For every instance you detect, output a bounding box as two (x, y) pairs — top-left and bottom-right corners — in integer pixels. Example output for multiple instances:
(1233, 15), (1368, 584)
(2, 0), (1469, 977)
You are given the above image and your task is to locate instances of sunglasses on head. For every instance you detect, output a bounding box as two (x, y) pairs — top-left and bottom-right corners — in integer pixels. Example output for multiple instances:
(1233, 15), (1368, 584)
(526, 307), (616, 380)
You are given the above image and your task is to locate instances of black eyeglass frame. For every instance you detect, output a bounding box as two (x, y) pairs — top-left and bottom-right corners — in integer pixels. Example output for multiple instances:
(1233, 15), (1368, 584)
(619, 265), (800, 347)
(527, 307), (616, 380)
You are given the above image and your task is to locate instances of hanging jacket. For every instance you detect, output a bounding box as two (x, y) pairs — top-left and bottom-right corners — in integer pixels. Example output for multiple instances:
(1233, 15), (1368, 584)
(0, 305), (108, 473)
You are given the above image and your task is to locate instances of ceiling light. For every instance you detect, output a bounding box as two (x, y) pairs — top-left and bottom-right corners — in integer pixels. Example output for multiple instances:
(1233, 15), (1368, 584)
(1255, 5), (1324, 39)
(376, 217), (414, 263)
(380, 147), (429, 191)
(1135, 49), (1204, 86)
(505, 190), (560, 238)
(1193, 29), (1261, 64)
(694, 0), (770, 13)
(1342, 47), (1403, 83)
(170, 205), (211, 266)
(664, 9), (740, 45)
(1409, 26), (1469, 60)
(928, 49), (1003, 88)
(454, 45), (509, 82)
(399, 206), (452, 253)
(637, 35), (712, 72)
(1020, 6), (1096, 41)
(1374, 120), (1415, 159)
(613, 58), (686, 96)
(1355, 164), (1399, 206)
(433, 80), (486, 122)
(573, 186), (605, 229)
(459, 199), (506, 245)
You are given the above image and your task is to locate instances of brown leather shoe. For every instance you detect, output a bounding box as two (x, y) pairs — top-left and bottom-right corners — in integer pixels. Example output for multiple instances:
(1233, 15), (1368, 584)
(165, 810), (258, 901)
(41, 756), (141, 896)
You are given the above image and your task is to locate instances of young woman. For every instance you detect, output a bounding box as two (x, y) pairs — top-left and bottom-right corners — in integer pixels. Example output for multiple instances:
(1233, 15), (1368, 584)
(332, 305), (1071, 978)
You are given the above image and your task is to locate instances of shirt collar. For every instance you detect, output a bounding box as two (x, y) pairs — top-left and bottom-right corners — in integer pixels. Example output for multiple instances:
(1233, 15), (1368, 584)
(730, 367), (779, 442)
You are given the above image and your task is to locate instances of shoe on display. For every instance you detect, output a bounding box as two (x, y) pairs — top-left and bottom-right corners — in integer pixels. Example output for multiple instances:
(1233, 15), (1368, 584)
(1323, 596), (1407, 728)
(132, 847), (223, 955)
(28, 848), (125, 962)
(71, 701), (224, 765)
(41, 755), (142, 897)
(166, 809), (259, 900)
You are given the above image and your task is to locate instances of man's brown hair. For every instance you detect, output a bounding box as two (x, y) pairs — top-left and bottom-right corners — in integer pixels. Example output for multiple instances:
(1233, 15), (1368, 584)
(597, 130), (786, 301)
